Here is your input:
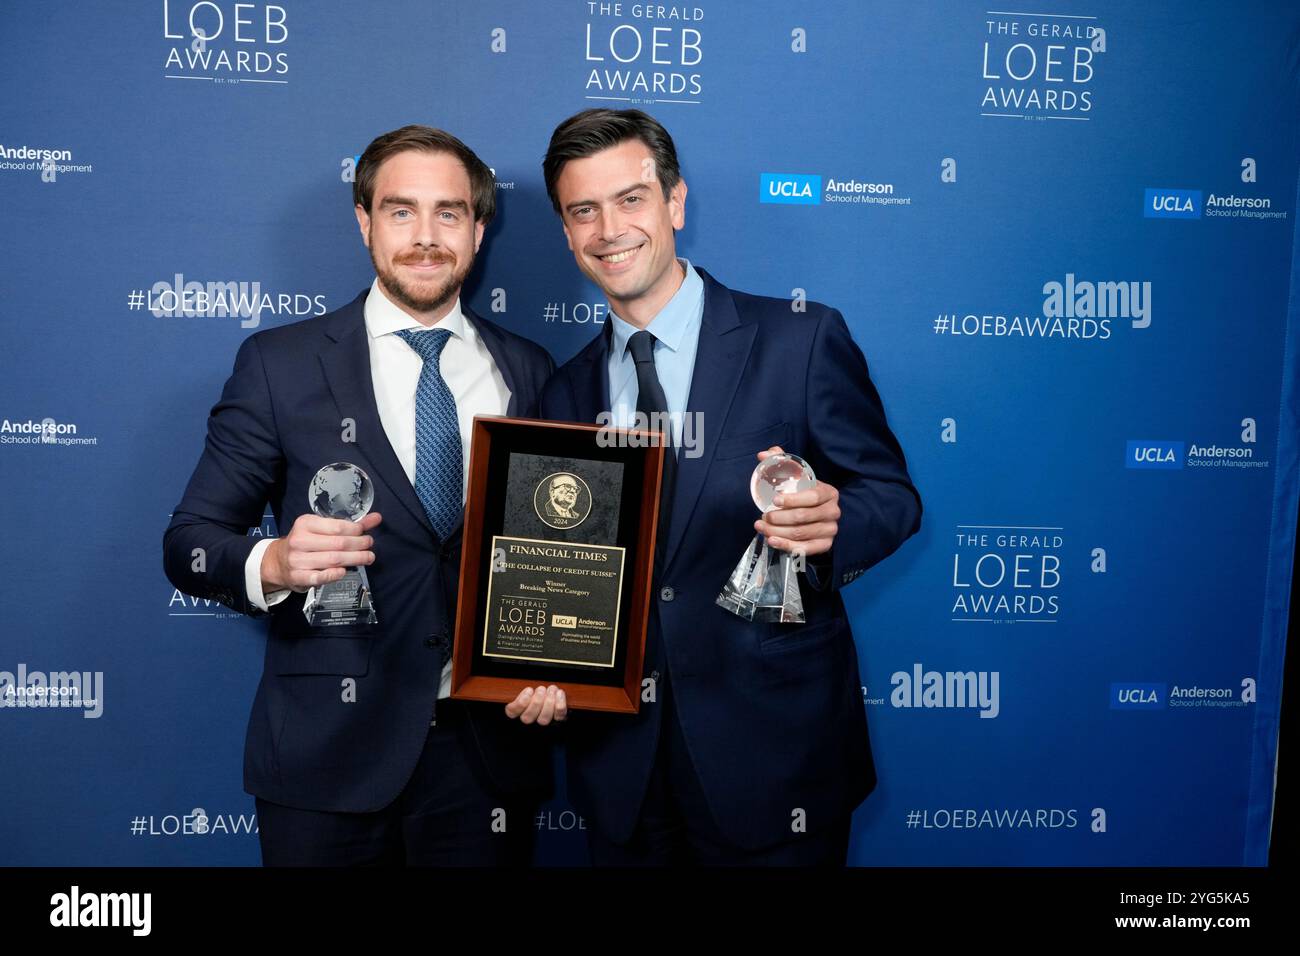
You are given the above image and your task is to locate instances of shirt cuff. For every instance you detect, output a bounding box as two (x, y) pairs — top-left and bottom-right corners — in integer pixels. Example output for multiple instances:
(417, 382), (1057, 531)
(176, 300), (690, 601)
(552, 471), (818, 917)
(245, 538), (290, 612)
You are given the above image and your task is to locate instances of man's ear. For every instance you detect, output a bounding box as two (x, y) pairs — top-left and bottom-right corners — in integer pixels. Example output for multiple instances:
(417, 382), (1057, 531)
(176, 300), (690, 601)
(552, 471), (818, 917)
(473, 218), (485, 254)
(669, 178), (687, 230)
(354, 204), (371, 249)
(561, 217), (574, 253)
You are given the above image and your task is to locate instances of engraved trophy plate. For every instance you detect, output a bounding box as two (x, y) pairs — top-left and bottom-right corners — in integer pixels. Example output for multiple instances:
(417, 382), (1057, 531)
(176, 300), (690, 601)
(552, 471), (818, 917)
(302, 462), (379, 626)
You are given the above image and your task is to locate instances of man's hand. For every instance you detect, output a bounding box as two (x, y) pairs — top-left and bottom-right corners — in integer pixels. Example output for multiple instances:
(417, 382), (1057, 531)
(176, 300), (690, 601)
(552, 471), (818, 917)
(504, 685), (568, 725)
(753, 446), (840, 556)
(262, 512), (383, 593)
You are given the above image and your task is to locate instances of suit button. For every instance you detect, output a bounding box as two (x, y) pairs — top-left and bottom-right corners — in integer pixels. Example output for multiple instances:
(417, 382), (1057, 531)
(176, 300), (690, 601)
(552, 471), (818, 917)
(650, 670), (660, 681)
(659, 586), (675, 602)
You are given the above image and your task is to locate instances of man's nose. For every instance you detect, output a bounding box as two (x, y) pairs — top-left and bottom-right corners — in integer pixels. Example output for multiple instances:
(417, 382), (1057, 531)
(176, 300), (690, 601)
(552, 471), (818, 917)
(596, 207), (626, 244)
(413, 209), (440, 248)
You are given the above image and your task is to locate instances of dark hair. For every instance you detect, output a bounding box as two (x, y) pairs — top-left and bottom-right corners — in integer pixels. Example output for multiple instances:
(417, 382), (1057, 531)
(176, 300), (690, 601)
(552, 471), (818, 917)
(353, 125), (496, 225)
(542, 108), (681, 216)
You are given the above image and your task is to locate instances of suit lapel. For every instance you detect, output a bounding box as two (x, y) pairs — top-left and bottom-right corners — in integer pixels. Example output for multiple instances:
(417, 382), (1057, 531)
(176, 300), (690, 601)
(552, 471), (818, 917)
(317, 290), (434, 539)
(465, 306), (524, 417)
(570, 321), (614, 425)
(438, 304), (528, 545)
(662, 268), (756, 570)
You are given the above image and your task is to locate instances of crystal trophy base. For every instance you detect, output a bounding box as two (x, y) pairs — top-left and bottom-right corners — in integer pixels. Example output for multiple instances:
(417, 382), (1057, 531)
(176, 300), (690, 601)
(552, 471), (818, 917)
(716, 452), (816, 624)
(716, 533), (805, 623)
(303, 461), (379, 627)
(303, 565), (378, 627)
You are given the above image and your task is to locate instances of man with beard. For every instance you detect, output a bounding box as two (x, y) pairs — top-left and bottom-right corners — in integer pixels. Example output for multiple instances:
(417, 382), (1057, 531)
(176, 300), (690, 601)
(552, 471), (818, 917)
(164, 125), (565, 866)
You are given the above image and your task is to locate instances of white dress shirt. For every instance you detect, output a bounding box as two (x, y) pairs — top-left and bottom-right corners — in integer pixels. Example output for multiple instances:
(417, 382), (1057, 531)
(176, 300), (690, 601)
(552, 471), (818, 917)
(244, 277), (512, 699)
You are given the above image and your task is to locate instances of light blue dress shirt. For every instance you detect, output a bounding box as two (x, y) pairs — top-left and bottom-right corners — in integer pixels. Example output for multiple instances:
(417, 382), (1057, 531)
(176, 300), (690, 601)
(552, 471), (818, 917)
(606, 258), (705, 451)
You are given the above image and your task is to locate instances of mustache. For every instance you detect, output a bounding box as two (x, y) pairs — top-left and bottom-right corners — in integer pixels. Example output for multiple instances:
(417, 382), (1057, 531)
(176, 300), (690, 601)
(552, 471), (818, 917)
(396, 249), (455, 265)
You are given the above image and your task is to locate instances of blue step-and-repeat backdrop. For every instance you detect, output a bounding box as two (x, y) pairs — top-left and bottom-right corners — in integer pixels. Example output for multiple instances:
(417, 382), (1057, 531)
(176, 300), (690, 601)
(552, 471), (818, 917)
(2, 0), (1296, 866)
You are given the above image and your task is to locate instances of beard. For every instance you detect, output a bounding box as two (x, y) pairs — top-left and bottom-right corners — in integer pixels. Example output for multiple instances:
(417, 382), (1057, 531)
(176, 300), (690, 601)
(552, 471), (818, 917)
(371, 238), (473, 316)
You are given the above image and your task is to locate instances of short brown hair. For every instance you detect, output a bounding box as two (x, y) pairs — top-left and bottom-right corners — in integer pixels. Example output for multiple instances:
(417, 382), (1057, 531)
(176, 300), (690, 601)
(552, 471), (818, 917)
(542, 109), (681, 216)
(353, 125), (496, 225)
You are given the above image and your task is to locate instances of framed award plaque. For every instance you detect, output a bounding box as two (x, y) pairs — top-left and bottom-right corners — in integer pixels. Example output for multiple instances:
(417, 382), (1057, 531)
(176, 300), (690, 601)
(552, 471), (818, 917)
(451, 416), (665, 713)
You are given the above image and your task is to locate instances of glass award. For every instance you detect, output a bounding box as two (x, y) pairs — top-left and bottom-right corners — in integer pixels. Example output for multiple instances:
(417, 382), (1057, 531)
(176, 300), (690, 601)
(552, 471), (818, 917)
(716, 452), (817, 623)
(302, 462), (379, 627)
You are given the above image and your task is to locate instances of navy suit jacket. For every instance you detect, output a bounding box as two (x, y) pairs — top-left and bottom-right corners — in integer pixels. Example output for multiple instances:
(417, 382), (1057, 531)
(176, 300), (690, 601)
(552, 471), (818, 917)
(163, 288), (556, 813)
(539, 266), (921, 850)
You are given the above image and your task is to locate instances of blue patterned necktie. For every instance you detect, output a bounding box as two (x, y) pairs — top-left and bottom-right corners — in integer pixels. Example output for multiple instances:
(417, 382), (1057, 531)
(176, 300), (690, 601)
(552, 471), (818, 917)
(394, 327), (462, 540)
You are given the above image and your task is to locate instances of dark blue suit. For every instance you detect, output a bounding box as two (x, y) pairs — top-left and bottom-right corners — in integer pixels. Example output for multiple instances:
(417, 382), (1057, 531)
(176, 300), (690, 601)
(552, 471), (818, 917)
(163, 288), (556, 819)
(539, 267), (921, 853)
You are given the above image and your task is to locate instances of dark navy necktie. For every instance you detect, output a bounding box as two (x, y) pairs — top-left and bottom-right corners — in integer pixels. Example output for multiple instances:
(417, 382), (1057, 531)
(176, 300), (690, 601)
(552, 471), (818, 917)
(395, 327), (462, 540)
(628, 329), (676, 561)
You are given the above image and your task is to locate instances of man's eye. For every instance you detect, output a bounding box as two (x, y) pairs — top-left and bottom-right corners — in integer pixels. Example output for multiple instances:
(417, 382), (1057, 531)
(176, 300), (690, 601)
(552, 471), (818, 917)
(624, 195), (641, 205)
(393, 209), (411, 219)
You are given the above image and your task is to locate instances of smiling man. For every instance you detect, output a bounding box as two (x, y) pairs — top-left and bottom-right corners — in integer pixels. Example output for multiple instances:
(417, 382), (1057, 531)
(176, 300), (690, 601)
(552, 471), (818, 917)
(531, 108), (923, 865)
(164, 125), (561, 866)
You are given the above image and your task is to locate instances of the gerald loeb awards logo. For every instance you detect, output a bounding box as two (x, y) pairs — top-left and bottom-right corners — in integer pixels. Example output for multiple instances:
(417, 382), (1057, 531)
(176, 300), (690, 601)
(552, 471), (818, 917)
(534, 473), (592, 530)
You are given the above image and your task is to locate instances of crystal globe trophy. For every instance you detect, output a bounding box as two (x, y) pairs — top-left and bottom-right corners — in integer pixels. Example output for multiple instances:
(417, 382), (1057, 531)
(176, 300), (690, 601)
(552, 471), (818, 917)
(715, 453), (816, 623)
(303, 462), (378, 626)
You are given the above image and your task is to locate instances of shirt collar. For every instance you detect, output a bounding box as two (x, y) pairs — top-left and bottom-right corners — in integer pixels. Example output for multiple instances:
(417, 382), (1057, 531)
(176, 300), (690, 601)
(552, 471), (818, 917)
(609, 258), (703, 358)
(364, 276), (468, 341)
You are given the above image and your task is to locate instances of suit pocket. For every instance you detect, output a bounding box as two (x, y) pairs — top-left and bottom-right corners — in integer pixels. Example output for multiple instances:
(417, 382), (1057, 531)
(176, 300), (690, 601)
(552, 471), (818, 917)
(270, 634), (374, 676)
(268, 606), (377, 676)
(713, 421), (792, 460)
(759, 616), (843, 656)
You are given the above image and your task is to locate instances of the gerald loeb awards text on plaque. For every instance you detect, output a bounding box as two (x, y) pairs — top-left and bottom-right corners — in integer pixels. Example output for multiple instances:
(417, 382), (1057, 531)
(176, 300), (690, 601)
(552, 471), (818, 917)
(451, 417), (665, 713)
